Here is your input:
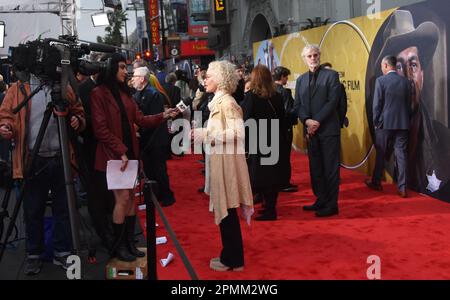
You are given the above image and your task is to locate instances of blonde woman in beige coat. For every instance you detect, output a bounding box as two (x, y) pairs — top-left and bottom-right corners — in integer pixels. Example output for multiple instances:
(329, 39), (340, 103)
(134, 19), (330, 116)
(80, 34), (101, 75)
(192, 60), (254, 271)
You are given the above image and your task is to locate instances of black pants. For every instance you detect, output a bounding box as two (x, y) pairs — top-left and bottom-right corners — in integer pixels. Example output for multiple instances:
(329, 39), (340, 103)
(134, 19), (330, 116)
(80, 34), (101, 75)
(219, 208), (244, 268)
(307, 135), (340, 210)
(280, 129), (294, 187)
(143, 150), (175, 204)
(260, 189), (279, 216)
(86, 171), (114, 242)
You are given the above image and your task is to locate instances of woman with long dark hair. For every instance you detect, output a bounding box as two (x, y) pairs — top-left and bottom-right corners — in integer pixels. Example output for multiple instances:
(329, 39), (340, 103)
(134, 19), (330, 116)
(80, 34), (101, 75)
(90, 53), (178, 261)
(241, 64), (287, 221)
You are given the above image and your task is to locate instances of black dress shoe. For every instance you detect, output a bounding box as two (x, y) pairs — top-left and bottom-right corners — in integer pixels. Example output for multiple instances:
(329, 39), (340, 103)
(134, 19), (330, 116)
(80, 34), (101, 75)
(161, 199), (176, 207)
(280, 185), (298, 192)
(315, 207), (339, 217)
(303, 205), (318, 211)
(364, 179), (382, 191)
(254, 213), (277, 221)
(398, 190), (408, 198)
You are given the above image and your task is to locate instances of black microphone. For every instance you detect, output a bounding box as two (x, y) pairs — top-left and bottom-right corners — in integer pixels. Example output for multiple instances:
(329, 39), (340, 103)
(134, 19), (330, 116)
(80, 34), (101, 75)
(85, 42), (116, 53)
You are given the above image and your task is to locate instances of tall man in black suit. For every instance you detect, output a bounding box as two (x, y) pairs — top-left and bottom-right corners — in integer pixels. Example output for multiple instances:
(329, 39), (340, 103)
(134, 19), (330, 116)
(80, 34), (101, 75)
(294, 45), (341, 217)
(365, 55), (411, 197)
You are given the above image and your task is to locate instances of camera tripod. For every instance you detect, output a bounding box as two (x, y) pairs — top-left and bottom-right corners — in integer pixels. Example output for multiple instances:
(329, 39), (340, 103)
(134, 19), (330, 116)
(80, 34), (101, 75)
(0, 80), (81, 264)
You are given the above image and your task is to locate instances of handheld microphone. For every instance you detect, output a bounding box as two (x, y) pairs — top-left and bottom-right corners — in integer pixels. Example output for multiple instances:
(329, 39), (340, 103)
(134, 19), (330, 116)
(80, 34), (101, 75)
(176, 97), (194, 113)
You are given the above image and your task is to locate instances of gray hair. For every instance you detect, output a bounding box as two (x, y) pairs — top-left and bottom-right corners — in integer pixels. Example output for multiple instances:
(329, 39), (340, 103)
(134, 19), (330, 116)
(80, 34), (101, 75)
(134, 67), (150, 78)
(301, 44), (321, 58)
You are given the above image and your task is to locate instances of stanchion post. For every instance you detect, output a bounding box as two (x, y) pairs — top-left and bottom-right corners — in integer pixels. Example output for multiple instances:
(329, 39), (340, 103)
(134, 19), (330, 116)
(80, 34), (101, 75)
(144, 180), (157, 280)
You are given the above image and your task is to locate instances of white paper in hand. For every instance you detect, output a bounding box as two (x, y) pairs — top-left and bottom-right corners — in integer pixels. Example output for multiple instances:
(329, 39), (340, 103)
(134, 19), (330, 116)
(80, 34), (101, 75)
(106, 160), (139, 190)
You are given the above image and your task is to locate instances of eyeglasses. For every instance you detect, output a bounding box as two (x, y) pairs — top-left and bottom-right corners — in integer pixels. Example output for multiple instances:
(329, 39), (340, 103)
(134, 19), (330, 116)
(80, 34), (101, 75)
(306, 53), (319, 58)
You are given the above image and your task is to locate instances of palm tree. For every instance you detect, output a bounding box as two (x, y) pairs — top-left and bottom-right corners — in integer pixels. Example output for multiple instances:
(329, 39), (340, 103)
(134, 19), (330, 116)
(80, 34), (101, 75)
(97, 9), (126, 47)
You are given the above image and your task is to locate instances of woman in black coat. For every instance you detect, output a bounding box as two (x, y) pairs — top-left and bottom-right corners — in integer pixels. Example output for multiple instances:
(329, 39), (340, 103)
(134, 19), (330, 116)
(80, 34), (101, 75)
(240, 65), (288, 221)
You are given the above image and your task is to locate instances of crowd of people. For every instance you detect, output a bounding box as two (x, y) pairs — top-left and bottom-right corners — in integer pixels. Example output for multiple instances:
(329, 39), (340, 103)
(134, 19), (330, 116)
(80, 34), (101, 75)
(0, 40), (416, 276)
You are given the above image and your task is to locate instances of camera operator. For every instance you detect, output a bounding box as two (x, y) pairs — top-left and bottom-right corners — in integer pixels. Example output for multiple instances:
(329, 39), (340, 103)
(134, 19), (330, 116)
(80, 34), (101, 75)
(0, 72), (86, 275)
(90, 53), (179, 262)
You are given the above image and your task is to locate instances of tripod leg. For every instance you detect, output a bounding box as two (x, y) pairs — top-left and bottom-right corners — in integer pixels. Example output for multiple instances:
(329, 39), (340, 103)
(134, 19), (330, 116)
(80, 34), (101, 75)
(0, 181), (26, 261)
(0, 105), (54, 264)
(0, 187), (13, 243)
(55, 112), (81, 253)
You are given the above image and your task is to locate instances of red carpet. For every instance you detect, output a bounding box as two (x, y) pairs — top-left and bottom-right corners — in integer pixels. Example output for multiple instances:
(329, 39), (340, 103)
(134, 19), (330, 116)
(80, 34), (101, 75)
(139, 152), (450, 280)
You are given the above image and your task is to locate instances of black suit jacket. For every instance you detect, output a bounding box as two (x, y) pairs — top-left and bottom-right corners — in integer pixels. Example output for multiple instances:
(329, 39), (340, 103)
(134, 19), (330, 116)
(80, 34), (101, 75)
(373, 71), (411, 130)
(294, 67), (341, 136)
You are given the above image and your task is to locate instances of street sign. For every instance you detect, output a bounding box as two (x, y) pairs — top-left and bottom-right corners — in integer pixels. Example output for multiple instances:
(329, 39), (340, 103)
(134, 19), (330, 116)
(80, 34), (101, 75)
(171, 48), (179, 57)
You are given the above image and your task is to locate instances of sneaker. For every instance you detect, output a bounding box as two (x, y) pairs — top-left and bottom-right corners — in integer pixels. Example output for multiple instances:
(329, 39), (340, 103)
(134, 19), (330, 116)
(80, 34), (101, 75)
(53, 255), (73, 270)
(24, 257), (43, 276)
(210, 257), (220, 264)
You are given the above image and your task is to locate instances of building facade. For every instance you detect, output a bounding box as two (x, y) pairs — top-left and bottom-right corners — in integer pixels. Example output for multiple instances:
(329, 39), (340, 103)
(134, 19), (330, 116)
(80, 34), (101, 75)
(220, 0), (425, 61)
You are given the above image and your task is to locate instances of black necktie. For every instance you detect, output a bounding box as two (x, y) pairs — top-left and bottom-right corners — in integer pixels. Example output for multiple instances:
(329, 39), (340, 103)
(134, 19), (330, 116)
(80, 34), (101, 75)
(310, 72), (317, 94)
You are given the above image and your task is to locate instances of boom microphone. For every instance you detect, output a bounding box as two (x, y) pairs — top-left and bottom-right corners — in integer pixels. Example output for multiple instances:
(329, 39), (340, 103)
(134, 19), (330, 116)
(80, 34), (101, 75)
(84, 42), (116, 53)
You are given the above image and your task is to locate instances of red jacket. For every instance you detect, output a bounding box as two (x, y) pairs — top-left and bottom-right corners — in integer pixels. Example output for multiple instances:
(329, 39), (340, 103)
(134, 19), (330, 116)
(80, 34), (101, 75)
(90, 85), (164, 172)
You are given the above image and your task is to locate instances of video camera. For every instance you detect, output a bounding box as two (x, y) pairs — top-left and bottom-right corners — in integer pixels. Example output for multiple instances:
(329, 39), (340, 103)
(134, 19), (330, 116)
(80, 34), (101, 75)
(9, 35), (116, 82)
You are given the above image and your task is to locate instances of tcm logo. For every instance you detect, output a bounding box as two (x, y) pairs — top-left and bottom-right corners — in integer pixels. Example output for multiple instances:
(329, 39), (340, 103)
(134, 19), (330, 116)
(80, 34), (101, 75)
(366, 255), (381, 280)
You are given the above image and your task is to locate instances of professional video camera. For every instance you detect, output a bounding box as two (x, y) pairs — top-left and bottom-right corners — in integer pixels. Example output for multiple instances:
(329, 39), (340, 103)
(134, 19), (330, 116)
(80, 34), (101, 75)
(0, 36), (116, 265)
(9, 35), (115, 82)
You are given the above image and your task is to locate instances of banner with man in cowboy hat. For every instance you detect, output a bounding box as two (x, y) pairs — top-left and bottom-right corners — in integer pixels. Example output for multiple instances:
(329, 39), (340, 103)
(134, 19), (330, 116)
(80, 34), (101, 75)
(253, 0), (450, 202)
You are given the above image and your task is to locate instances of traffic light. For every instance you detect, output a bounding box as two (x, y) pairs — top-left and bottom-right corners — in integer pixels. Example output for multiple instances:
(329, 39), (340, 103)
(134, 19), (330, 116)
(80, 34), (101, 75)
(144, 50), (152, 61)
(135, 53), (142, 60)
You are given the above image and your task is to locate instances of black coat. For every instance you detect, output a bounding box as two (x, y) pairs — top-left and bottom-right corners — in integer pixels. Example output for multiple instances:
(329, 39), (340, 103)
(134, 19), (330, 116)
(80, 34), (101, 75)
(134, 85), (169, 158)
(294, 67), (341, 136)
(78, 77), (98, 171)
(275, 84), (298, 128)
(240, 91), (287, 191)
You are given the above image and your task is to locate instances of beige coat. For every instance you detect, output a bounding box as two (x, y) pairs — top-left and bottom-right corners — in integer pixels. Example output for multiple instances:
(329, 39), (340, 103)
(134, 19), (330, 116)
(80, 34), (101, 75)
(198, 92), (253, 225)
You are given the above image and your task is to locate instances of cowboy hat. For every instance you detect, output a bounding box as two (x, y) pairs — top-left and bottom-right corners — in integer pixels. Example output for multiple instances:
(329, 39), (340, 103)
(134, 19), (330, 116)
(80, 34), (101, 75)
(375, 10), (439, 68)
